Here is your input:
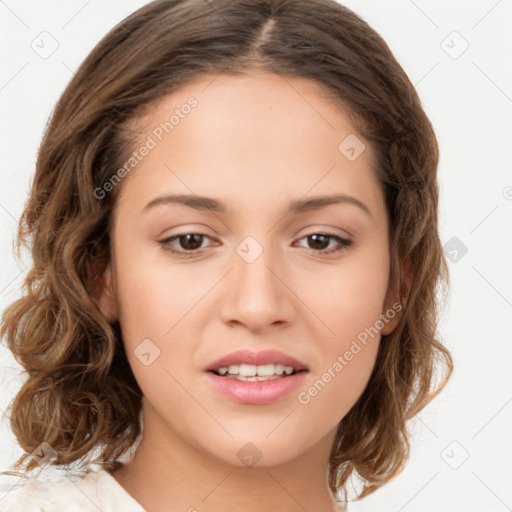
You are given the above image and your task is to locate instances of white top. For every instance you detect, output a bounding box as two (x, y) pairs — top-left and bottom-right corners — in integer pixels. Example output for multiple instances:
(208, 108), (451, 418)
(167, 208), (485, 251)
(0, 462), (349, 511)
(0, 462), (146, 512)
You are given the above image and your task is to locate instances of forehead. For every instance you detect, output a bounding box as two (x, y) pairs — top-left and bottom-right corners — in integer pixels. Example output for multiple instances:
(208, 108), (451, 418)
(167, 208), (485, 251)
(113, 71), (386, 225)
(137, 71), (365, 149)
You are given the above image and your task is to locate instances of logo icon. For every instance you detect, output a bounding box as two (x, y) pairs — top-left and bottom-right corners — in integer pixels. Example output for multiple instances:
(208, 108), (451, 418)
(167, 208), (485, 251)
(134, 338), (161, 366)
(441, 31), (469, 60)
(31, 31), (59, 60)
(443, 237), (468, 263)
(236, 442), (263, 467)
(236, 236), (263, 264)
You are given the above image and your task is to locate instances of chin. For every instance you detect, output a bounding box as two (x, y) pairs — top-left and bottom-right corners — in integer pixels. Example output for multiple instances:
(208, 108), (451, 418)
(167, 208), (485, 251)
(197, 425), (319, 469)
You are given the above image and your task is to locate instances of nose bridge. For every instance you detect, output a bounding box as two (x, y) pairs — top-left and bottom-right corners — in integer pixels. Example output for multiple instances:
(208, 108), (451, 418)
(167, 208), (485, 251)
(220, 235), (293, 329)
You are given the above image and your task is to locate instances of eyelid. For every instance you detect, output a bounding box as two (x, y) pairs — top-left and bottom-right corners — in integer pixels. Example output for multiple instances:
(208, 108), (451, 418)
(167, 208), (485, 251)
(292, 233), (353, 254)
(294, 224), (354, 240)
(158, 232), (217, 255)
(158, 230), (353, 257)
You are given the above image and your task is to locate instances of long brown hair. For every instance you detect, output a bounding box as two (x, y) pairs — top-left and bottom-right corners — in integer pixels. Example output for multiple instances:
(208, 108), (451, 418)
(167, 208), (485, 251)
(1, 0), (453, 500)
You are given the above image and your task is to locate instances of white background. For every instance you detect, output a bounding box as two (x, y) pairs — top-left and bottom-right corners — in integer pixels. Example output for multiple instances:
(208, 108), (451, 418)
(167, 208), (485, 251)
(0, 1), (511, 511)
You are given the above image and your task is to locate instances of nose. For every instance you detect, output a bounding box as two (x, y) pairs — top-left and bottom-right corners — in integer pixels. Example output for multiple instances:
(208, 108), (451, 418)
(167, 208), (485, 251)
(219, 243), (295, 332)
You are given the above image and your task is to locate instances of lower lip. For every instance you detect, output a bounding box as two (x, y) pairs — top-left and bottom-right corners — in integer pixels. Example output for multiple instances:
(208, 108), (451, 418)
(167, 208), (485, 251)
(205, 371), (308, 405)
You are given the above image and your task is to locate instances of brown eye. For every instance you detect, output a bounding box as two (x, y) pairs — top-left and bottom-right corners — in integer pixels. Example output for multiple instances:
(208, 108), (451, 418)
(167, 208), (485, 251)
(307, 234), (330, 250)
(176, 233), (205, 251)
(159, 233), (214, 256)
(295, 233), (353, 254)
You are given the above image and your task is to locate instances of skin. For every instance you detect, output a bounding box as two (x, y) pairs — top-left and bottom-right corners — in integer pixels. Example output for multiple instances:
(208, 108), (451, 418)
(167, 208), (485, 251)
(98, 70), (403, 512)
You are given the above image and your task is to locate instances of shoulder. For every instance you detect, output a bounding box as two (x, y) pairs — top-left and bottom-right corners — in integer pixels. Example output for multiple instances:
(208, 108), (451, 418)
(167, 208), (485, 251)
(0, 462), (145, 512)
(0, 464), (100, 512)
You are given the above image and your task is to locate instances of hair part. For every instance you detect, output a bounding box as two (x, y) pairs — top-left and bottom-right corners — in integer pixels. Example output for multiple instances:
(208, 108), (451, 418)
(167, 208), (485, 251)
(1, 0), (452, 501)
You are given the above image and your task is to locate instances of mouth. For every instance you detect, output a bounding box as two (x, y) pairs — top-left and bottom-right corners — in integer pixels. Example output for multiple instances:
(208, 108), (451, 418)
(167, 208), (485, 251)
(204, 350), (309, 405)
(210, 363), (307, 381)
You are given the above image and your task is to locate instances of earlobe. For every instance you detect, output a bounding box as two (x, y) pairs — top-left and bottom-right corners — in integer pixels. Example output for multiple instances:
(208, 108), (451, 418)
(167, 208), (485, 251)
(380, 299), (401, 335)
(94, 263), (119, 322)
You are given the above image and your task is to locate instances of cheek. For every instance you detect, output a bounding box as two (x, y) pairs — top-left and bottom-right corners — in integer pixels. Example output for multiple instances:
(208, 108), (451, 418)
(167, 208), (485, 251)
(112, 253), (202, 417)
(295, 342), (379, 440)
(113, 241), (210, 341)
(296, 275), (384, 431)
(292, 249), (389, 425)
(112, 242), (218, 393)
(300, 248), (390, 340)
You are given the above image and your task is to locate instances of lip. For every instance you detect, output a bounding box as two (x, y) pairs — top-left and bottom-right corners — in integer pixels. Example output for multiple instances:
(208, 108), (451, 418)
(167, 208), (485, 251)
(205, 371), (308, 405)
(204, 349), (309, 372)
(204, 349), (309, 405)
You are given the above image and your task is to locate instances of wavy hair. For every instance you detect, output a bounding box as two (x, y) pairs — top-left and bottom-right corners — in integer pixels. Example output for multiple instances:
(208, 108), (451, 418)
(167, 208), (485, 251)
(1, 0), (453, 501)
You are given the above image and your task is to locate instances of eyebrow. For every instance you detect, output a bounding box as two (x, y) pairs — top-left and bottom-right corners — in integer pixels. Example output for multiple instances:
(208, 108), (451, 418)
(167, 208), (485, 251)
(143, 193), (373, 218)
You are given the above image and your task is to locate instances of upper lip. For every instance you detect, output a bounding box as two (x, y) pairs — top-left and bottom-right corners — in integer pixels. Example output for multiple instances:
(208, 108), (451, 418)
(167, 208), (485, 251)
(205, 349), (309, 372)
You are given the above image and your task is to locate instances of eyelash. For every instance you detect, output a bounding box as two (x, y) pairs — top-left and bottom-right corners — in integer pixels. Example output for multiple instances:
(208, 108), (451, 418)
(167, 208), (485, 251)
(158, 232), (353, 258)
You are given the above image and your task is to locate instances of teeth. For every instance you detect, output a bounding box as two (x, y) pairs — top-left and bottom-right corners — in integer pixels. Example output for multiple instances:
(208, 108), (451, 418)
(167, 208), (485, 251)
(233, 375), (282, 381)
(256, 364), (275, 376)
(274, 364), (285, 375)
(218, 363), (296, 378)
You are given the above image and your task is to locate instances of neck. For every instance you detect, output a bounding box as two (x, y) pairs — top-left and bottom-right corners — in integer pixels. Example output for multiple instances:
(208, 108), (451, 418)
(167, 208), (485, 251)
(111, 401), (344, 512)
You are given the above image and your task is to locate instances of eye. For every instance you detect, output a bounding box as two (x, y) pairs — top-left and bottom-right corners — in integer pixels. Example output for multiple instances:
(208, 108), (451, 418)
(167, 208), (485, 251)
(294, 233), (352, 254)
(158, 232), (353, 258)
(159, 233), (216, 256)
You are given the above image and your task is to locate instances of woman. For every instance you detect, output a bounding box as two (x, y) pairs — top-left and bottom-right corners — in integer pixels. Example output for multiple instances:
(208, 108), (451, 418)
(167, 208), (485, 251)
(0, 0), (452, 510)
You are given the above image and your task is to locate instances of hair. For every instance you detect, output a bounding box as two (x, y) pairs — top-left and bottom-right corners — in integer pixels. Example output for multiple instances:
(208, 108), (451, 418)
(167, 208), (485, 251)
(1, 0), (453, 502)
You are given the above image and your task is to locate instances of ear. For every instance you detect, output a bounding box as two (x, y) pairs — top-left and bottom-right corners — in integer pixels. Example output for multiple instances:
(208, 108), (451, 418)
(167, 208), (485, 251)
(380, 259), (412, 336)
(91, 262), (119, 323)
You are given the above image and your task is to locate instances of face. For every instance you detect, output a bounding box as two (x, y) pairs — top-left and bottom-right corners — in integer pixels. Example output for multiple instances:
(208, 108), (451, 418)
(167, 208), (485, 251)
(100, 71), (402, 468)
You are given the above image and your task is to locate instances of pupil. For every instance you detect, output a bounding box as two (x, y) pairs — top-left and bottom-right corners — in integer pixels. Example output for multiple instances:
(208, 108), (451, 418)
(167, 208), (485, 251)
(178, 234), (331, 251)
(180, 234), (203, 250)
(309, 234), (329, 250)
